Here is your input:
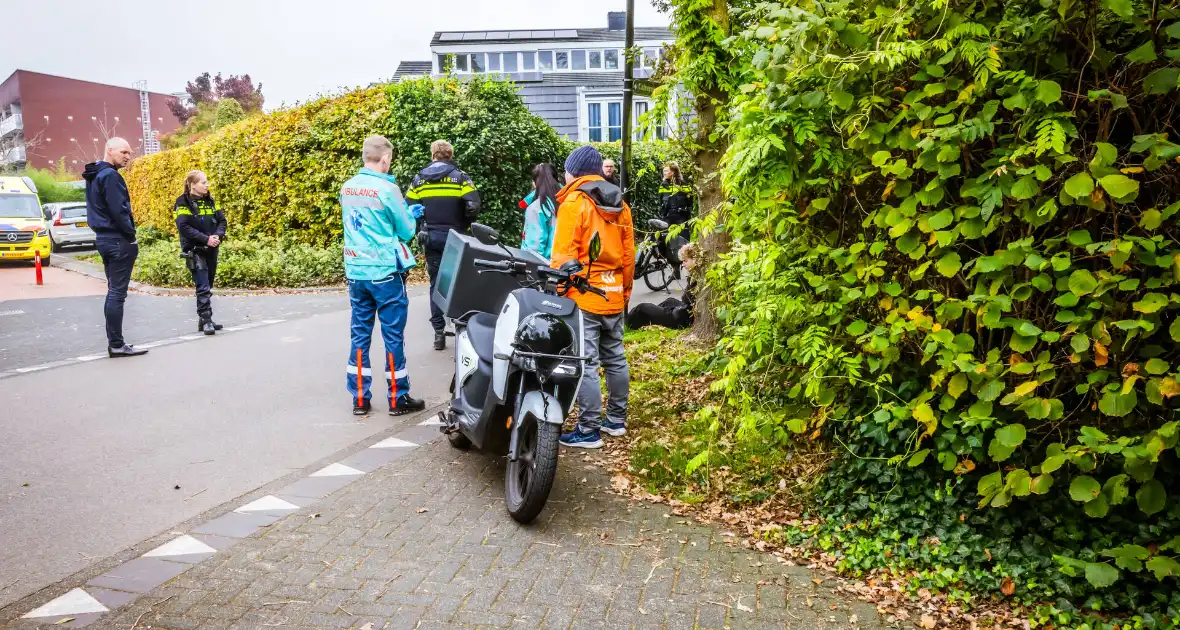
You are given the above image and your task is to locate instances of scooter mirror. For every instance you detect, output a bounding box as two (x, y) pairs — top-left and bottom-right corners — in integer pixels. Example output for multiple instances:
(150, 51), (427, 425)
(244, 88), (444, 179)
(471, 223), (501, 246)
(588, 231), (602, 264)
(560, 259), (583, 275)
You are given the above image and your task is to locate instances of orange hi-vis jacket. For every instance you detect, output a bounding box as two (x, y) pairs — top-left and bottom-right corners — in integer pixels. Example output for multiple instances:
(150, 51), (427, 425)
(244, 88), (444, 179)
(550, 175), (635, 315)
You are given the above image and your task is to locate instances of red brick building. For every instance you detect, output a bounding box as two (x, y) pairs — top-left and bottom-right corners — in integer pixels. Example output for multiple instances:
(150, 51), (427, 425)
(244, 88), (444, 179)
(0, 70), (182, 174)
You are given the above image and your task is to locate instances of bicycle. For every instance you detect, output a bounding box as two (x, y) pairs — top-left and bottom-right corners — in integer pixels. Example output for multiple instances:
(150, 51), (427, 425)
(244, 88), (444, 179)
(634, 218), (689, 292)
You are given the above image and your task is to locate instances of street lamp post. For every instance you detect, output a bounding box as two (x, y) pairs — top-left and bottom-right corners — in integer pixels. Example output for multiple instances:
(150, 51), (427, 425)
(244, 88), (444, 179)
(620, 0), (635, 204)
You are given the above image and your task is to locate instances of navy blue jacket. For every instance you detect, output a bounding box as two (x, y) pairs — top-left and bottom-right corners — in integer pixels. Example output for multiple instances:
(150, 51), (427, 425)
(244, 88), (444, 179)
(173, 193), (227, 253)
(82, 161), (136, 240)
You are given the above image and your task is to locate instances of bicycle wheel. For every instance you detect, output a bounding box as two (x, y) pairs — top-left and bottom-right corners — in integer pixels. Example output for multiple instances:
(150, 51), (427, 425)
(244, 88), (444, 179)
(643, 258), (675, 291)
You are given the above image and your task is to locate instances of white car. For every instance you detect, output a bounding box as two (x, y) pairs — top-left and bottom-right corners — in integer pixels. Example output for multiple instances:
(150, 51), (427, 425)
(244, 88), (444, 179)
(43, 202), (95, 252)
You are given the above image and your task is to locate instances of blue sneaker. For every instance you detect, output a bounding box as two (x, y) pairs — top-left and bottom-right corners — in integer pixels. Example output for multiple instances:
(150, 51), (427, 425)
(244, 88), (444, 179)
(559, 427), (604, 449)
(601, 420), (626, 437)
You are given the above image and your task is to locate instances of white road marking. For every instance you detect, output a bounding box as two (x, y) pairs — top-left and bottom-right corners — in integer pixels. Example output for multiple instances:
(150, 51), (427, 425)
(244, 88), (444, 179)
(2, 318), (289, 379)
(144, 535), (217, 557)
(0, 309), (25, 317)
(23, 588), (109, 618)
(371, 437), (417, 448)
(310, 463), (365, 477)
(235, 495), (300, 513)
(418, 417), (445, 426)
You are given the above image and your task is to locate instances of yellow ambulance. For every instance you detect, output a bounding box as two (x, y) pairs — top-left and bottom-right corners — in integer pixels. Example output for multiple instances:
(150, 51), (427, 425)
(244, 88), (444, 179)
(0, 176), (52, 265)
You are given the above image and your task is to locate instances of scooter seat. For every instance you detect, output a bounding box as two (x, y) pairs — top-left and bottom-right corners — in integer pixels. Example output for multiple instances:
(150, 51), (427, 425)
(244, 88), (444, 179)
(466, 312), (498, 363)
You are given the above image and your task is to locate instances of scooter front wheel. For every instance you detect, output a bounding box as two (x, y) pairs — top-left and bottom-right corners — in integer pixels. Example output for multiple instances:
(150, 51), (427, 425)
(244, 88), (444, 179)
(505, 415), (560, 524)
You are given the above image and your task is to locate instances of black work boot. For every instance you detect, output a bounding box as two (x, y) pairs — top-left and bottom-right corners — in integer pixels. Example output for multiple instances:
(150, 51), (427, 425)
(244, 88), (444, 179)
(390, 395), (427, 416)
(197, 319), (223, 332)
(433, 331), (446, 351)
(200, 319), (216, 336)
(353, 399), (372, 416)
(209, 320), (224, 331)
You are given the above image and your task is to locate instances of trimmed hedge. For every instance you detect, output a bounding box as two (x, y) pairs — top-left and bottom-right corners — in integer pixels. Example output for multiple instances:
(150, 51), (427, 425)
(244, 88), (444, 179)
(126, 76), (690, 248)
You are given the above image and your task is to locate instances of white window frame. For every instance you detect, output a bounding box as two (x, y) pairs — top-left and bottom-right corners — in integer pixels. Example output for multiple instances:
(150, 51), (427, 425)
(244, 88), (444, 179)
(432, 41), (668, 74)
(578, 92), (673, 143)
(502, 51), (520, 73)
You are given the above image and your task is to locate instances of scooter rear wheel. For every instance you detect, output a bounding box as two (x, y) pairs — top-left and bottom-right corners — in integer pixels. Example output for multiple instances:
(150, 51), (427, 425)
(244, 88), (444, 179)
(505, 415), (560, 524)
(447, 431), (472, 449)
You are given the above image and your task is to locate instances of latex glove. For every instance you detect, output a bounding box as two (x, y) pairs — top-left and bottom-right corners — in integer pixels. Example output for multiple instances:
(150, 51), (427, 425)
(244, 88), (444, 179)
(409, 204), (425, 219)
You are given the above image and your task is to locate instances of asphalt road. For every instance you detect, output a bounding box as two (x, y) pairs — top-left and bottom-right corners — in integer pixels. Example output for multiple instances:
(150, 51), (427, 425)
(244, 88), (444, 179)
(0, 264), (684, 611)
(0, 292), (453, 610)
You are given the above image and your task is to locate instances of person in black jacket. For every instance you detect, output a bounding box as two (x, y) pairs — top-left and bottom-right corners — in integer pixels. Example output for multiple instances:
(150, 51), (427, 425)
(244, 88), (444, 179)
(602, 159), (620, 187)
(657, 161), (693, 226)
(174, 170), (227, 335)
(405, 140), (481, 350)
(626, 243), (697, 331)
(83, 137), (147, 358)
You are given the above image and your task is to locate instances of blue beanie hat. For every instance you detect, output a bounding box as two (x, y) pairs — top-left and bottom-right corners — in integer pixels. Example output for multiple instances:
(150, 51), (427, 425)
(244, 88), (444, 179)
(564, 145), (604, 178)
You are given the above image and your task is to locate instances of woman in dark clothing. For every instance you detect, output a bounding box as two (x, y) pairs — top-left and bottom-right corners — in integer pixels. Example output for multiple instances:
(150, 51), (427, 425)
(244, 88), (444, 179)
(657, 161), (693, 226)
(627, 243), (698, 331)
(174, 170), (227, 335)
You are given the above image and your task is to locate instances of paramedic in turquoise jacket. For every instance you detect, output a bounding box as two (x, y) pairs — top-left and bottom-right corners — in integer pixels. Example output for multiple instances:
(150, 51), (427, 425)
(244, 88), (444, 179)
(342, 135), (427, 417)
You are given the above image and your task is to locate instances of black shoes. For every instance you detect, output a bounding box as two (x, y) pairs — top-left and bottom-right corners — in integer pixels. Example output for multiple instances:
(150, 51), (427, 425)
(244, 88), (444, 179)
(353, 400), (372, 416)
(200, 320), (216, 336)
(108, 345), (148, 358)
(433, 331), (446, 351)
(197, 320), (224, 333)
(390, 395), (426, 416)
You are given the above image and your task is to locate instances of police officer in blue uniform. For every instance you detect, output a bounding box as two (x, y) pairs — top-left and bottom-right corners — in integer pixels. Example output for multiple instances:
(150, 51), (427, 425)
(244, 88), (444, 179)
(405, 140), (481, 351)
(174, 170), (227, 335)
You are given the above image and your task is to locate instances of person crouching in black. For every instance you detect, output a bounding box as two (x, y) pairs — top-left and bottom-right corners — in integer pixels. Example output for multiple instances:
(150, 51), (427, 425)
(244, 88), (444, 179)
(174, 170), (226, 335)
(627, 243), (698, 331)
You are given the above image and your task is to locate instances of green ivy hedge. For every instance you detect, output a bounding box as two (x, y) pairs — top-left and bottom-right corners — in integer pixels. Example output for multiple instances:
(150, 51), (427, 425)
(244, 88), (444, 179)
(126, 77), (688, 248)
(703, 0), (1180, 624)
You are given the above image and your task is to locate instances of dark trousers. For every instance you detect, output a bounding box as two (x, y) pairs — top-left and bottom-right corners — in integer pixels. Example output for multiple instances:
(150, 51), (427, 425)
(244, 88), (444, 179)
(425, 247), (445, 333)
(189, 248), (219, 320)
(96, 236), (138, 348)
(626, 300), (692, 331)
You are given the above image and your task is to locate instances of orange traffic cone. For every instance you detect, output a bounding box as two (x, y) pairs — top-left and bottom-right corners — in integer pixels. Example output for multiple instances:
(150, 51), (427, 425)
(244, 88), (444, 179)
(34, 250), (43, 286)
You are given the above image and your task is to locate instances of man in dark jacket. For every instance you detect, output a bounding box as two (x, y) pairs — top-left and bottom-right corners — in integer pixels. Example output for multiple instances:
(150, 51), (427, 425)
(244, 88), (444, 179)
(405, 140), (481, 350)
(602, 159), (620, 187)
(83, 137), (146, 358)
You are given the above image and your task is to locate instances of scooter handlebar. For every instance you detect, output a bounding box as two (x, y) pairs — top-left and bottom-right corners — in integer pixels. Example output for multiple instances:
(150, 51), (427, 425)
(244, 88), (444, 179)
(474, 258), (510, 270)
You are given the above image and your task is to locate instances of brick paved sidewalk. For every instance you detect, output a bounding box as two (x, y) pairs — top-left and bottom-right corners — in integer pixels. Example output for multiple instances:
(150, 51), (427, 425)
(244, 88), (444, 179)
(79, 437), (884, 630)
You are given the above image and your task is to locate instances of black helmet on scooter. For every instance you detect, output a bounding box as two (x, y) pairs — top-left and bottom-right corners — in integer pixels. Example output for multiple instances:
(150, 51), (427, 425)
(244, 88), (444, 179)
(515, 313), (576, 379)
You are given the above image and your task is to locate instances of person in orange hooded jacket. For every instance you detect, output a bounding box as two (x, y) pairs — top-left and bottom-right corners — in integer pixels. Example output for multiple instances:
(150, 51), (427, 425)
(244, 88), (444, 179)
(550, 145), (636, 449)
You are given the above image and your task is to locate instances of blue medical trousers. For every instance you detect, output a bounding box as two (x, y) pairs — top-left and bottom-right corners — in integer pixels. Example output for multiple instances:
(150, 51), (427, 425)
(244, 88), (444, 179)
(346, 272), (411, 406)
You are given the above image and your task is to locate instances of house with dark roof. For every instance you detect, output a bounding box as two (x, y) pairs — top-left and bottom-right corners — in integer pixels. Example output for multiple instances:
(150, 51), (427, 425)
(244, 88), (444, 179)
(398, 12), (675, 141)
(393, 61), (433, 82)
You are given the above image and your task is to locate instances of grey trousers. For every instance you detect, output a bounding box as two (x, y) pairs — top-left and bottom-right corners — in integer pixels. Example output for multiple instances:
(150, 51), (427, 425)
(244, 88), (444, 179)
(576, 312), (630, 431)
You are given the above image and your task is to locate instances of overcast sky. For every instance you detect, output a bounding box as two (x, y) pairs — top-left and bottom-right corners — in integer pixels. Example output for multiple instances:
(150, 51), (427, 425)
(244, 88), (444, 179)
(4, 0), (667, 108)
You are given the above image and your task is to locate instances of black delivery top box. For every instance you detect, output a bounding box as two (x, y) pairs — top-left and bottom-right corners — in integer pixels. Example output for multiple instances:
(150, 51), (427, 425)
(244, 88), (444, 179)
(432, 231), (547, 320)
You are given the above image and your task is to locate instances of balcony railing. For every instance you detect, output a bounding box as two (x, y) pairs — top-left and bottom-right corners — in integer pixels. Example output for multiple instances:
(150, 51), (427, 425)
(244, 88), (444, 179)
(0, 114), (23, 137)
(2, 145), (26, 164)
